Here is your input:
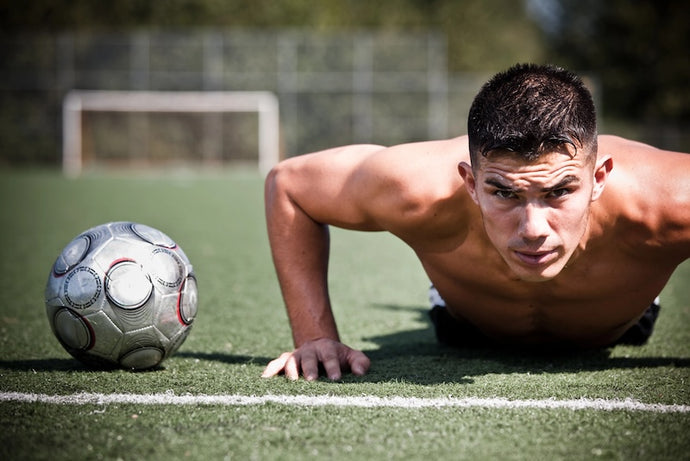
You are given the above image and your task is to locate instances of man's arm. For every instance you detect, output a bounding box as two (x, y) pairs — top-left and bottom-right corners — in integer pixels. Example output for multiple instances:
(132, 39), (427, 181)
(262, 144), (386, 380)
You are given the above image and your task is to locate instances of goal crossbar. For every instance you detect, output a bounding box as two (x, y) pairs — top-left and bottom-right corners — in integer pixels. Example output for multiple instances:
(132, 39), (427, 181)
(63, 90), (280, 176)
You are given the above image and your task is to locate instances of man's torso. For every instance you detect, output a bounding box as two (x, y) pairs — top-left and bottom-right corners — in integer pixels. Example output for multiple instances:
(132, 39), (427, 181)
(378, 135), (688, 346)
(416, 233), (674, 346)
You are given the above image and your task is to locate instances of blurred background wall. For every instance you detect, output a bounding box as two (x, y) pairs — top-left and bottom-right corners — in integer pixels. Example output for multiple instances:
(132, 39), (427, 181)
(0, 0), (687, 168)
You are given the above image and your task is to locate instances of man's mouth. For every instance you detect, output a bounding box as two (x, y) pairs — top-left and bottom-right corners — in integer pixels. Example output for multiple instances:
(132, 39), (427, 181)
(514, 249), (558, 266)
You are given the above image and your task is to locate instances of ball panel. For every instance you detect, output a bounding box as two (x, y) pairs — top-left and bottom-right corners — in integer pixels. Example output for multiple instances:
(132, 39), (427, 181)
(131, 223), (176, 248)
(106, 261), (153, 309)
(45, 286), (67, 308)
(173, 245), (193, 268)
(120, 324), (161, 352)
(53, 308), (93, 350)
(178, 276), (198, 325)
(152, 293), (185, 338)
(148, 248), (184, 288)
(82, 223), (116, 249)
(53, 235), (90, 275)
(63, 266), (103, 309)
(91, 239), (149, 275)
(111, 307), (155, 336)
(83, 309), (125, 360)
(119, 347), (164, 370)
(165, 327), (192, 358)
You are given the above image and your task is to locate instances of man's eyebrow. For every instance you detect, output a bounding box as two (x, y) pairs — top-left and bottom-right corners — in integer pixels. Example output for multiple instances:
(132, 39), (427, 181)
(483, 175), (580, 192)
(541, 175), (580, 192)
(485, 178), (514, 190)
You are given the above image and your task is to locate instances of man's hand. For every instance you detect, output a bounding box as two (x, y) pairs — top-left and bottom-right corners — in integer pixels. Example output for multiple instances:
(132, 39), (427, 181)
(261, 338), (371, 381)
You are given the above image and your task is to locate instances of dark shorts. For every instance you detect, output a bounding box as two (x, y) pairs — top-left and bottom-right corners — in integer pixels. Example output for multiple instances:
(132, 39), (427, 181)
(428, 299), (661, 348)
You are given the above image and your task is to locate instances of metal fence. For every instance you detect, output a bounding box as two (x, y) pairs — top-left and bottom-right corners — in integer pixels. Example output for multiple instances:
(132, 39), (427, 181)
(0, 29), (492, 166)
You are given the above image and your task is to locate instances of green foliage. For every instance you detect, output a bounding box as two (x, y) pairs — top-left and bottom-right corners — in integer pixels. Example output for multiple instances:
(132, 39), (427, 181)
(3, 0), (688, 121)
(543, 0), (690, 123)
(1, 0), (544, 72)
(1, 0), (688, 164)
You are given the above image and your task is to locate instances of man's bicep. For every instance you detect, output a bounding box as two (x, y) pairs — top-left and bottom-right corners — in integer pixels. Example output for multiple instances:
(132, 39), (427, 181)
(266, 144), (388, 231)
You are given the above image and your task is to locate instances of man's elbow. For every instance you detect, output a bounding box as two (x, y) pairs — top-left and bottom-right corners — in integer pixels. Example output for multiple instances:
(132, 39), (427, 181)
(264, 159), (290, 202)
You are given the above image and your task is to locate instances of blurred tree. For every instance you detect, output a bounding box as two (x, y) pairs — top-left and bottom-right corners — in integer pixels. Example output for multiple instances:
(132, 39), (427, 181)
(534, 0), (690, 123)
(0, 0), (544, 72)
(6, 0), (687, 125)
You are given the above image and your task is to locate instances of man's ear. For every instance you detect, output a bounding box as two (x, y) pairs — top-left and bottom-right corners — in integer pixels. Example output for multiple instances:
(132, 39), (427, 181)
(591, 155), (613, 201)
(458, 161), (479, 204)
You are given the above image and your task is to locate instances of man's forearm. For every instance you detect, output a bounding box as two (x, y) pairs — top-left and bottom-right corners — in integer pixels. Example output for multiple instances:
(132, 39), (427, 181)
(265, 168), (340, 347)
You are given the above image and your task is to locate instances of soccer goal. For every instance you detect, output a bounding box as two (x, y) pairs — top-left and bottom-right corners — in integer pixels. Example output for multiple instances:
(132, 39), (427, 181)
(62, 90), (280, 176)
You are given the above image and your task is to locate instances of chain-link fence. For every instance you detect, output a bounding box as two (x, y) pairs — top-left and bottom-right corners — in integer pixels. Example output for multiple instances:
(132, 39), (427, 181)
(1, 29), (495, 168)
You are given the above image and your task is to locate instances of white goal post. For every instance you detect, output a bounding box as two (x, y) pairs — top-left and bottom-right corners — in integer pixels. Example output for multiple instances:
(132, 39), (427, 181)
(62, 90), (280, 176)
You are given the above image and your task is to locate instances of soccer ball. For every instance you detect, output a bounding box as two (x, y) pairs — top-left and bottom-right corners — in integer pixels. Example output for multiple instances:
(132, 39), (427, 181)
(44, 222), (198, 370)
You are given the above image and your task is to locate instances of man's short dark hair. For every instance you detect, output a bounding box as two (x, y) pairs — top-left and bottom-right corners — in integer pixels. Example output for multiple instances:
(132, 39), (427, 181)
(467, 64), (598, 167)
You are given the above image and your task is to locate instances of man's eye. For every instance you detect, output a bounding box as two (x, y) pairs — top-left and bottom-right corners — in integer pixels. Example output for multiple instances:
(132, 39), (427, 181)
(494, 189), (516, 199)
(548, 188), (571, 198)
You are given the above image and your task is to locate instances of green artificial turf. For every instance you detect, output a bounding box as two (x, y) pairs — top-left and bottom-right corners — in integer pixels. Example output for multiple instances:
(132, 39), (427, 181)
(1, 169), (688, 460)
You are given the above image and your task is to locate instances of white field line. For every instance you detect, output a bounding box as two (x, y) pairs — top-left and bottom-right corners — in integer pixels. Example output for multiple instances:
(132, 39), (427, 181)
(1, 391), (689, 413)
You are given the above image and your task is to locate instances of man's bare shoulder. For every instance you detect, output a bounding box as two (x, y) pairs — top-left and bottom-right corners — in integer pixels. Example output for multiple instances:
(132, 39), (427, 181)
(598, 134), (690, 191)
(599, 134), (688, 161)
(355, 136), (472, 235)
(597, 134), (690, 257)
(358, 136), (469, 187)
(267, 136), (471, 234)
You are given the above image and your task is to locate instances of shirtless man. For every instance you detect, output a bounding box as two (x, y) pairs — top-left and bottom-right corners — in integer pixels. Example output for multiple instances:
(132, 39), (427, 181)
(261, 63), (690, 381)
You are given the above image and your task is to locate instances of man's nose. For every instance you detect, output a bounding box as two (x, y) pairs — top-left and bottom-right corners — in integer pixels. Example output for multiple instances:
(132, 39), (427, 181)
(518, 203), (551, 241)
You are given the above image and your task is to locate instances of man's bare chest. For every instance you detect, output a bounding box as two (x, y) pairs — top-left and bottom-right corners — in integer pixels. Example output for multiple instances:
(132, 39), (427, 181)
(415, 240), (672, 345)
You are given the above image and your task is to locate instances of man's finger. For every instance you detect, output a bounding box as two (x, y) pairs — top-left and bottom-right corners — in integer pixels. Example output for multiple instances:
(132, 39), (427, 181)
(261, 353), (290, 378)
(349, 351), (371, 376)
(319, 350), (342, 381)
(284, 354), (300, 380)
(300, 353), (320, 381)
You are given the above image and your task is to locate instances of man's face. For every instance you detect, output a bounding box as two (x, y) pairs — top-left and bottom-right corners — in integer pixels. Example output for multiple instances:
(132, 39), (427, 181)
(459, 146), (609, 282)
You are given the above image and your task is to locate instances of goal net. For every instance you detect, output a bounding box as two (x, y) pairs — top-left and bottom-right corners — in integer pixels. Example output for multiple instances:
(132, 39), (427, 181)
(62, 91), (280, 176)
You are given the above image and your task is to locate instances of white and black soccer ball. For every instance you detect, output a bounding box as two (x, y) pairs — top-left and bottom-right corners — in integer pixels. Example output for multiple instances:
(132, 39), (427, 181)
(45, 222), (198, 370)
